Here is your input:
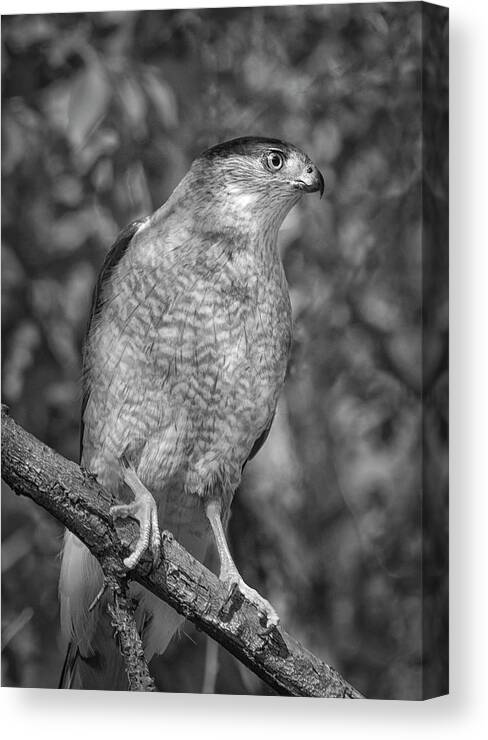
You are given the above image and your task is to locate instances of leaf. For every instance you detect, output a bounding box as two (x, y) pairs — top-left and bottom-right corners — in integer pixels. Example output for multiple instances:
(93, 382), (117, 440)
(68, 57), (111, 149)
(143, 68), (178, 128)
(1, 112), (26, 174)
(2, 321), (40, 403)
(118, 74), (148, 135)
(126, 161), (152, 213)
(368, 11), (389, 37)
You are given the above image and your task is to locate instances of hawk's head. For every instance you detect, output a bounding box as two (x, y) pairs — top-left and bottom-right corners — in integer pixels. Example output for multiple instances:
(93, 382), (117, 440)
(188, 136), (324, 228)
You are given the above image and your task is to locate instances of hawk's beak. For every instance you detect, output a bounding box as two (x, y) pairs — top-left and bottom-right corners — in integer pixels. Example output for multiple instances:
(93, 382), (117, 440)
(315, 169), (325, 199)
(292, 165), (325, 198)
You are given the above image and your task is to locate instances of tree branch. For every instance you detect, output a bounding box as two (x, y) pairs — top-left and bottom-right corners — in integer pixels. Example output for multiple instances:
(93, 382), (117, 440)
(107, 587), (156, 691)
(1, 406), (363, 698)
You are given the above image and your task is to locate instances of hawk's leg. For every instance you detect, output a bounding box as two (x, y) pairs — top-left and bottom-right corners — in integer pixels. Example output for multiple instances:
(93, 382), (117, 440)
(110, 461), (161, 569)
(205, 499), (279, 629)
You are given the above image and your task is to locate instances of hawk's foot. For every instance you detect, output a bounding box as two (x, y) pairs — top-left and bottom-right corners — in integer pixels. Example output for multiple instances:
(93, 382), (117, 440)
(205, 498), (280, 630)
(221, 568), (279, 630)
(110, 464), (160, 569)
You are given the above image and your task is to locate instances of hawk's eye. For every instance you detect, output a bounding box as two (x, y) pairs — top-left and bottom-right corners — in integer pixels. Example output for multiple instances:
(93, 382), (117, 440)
(265, 151), (284, 172)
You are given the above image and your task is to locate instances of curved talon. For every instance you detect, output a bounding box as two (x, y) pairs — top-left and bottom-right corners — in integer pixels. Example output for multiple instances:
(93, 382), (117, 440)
(110, 503), (133, 519)
(110, 488), (160, 570)
(223, 575), (279, 629)
(150, 508), (161, 567)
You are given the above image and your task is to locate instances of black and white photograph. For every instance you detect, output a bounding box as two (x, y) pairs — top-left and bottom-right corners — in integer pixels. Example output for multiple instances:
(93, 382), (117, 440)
(1, 1), (448, 702)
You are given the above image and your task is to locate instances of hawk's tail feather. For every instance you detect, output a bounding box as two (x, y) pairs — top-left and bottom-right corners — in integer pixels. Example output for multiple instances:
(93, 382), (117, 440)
(59, 609), (130, 690)
(58, 641), (79, 689)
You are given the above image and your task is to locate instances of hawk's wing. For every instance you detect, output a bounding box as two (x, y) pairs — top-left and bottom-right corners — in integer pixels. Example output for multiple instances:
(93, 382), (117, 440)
(79, 218), (149, 462)
(245, 413), (275, 466)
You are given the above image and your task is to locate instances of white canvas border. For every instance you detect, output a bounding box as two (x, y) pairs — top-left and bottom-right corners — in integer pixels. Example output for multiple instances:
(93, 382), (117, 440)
(2, 1), (487, 738)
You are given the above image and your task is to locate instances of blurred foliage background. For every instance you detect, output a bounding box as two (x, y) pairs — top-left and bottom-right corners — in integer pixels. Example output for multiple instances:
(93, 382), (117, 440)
(1, 3), (448, 698)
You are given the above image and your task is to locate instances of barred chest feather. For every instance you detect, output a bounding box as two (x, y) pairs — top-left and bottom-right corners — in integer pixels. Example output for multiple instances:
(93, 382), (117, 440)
(82, 217), (292, 505)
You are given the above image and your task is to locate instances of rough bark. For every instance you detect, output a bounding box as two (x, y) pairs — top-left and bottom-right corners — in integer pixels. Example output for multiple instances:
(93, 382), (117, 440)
(107, 588), (156, 691)
(1, 406), (363, 698)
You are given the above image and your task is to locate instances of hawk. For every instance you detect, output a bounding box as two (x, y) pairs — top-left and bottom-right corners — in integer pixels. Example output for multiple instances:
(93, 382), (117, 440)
(59, 136), (324, 689)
